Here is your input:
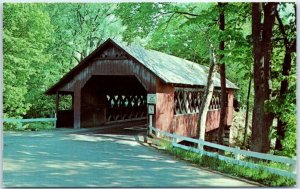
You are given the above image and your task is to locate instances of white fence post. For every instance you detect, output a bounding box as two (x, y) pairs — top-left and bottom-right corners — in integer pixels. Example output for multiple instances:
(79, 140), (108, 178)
(149, 114), (153, 135)
(234, 146), (240, 160)
(291, 156), (296, 173)
(172, 134), (176, 145)
(198, 138), (204, 152)
(18, 121), (23, 129)
(157, 129), (161, 138)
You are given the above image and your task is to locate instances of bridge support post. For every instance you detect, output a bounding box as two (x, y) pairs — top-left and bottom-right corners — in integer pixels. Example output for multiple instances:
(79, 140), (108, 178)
(74, 82), (81, 129)
(55, 92), (59, 128)
(149, 114), (153, 135)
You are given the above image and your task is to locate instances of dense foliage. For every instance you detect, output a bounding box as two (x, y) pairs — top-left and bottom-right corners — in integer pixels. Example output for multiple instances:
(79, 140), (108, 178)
(3, 3), (296, 156)
(4, 4), (53, 118)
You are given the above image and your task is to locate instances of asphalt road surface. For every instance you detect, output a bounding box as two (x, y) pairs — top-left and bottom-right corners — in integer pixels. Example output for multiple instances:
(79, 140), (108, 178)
(3, 125), (257, 187)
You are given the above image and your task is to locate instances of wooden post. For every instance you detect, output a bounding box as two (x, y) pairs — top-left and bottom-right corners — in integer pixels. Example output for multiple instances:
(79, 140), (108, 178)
(157, 129), (161, 138)
(291, 156), (296, 173)
(71, 93), (74, 110)
(74, 82), (81, 129)
(234, 146), (240, 160)
(198, 139), (204, 152)
(17, 121), (23, 129)
(54, 113), (57, 128)
(172, 136), (176, 145)
(55, 92), (59, 128)
(149, 114), (153, 135)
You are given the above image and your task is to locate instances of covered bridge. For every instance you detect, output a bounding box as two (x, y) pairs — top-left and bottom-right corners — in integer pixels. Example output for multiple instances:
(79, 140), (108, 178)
(46, 38), (238, 139)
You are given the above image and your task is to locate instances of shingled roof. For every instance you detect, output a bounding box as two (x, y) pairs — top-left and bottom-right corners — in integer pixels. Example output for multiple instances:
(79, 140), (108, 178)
(115, 39), (237, 89)
(46, 38), (238, 94)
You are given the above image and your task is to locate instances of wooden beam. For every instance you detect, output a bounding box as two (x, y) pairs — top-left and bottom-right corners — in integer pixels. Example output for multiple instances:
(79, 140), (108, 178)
(73, 82), (81, 129)
(55, 92), (59, 128)
(71, 93), (74, 110)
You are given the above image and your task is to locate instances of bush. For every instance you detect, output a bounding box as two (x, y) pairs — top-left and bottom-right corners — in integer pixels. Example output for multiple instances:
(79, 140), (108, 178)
(4, 122), (55, 131)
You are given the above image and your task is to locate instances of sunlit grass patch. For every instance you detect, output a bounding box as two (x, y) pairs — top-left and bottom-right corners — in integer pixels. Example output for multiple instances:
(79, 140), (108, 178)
(159, 140), (296, 187)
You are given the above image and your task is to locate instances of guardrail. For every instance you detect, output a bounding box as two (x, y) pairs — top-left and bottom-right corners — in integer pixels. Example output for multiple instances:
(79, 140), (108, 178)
(2, 116), (57, 128)
(149, 125), (297, 179)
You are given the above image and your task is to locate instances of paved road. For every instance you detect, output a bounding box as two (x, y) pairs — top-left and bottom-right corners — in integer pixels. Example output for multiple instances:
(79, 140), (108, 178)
(3, 128), (256, 187)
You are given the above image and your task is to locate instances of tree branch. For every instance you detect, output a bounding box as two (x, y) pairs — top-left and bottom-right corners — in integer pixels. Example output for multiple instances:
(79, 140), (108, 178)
(275, 8), (289, 47)
(162, 12), (176, 32)
(174, 11), (199, 17)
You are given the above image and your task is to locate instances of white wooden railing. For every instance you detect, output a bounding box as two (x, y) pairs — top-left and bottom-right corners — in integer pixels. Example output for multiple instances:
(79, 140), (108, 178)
(149, 125), (297, 179)
(2, 115), (57, 128)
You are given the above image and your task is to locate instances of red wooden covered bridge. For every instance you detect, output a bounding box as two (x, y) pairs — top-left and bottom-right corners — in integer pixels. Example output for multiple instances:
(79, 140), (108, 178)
(46, 38), (238, 141)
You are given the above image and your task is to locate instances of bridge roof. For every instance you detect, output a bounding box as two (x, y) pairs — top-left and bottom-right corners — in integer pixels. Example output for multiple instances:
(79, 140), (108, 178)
(46, 38), (238, 94)
(114, 39), (238, 89)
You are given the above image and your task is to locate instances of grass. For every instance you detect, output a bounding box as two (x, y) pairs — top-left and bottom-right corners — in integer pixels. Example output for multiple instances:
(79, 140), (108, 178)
(158, 140), (296, 187)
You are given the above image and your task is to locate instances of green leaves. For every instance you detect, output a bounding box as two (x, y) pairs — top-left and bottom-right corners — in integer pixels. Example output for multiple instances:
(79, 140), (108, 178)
(3, 3), (53, 118)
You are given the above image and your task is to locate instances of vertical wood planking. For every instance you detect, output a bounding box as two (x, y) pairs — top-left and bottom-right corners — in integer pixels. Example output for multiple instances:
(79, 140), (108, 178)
(102, 60), (107, 73)
(73, 81), (81, 129)
(55, 92), (59, 114)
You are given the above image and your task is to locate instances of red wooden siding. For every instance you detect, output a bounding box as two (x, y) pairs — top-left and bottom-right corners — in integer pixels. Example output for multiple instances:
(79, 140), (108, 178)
(173, 114), (198, 137)
(170, 90), (235, 138)
(155, 79), (174, 133)
(226, 90), (234, 125)
(206, 110), (221, 131)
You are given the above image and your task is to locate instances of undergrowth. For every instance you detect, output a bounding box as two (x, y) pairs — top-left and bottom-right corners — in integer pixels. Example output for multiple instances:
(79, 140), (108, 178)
(159, 141), (296, 187)
(4, 122), (55, 131)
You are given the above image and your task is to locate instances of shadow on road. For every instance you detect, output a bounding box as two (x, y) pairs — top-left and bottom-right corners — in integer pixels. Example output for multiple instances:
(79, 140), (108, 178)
(3, 124), (256, 187)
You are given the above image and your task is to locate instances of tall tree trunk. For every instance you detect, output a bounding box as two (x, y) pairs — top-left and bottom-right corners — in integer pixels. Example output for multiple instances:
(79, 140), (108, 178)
(197, 43), (217, 144)
(275, 48), (294, 151)
(251, 3), (277, 153)
(274, 9), (295, 151)
(243, 76), (252, 148)
(217, 2), (227, 146)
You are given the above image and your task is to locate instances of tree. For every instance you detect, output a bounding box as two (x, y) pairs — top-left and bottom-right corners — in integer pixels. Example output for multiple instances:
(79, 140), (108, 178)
(251, 2), (278, 153)
(273, 4), (296, 152)
(242, 76), (252, 147)
(217, 2), (227, 146)
(45, 3), (124, 64)
(3, 4), (53, 118)
(197, 43), (217, 142)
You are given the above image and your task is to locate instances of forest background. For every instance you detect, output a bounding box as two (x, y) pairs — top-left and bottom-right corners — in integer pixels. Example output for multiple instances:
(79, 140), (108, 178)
(3, 2), (296, 157)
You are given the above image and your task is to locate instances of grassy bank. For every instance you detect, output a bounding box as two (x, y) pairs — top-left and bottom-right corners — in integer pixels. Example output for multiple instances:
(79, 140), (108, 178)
(158, 140), (296, 187)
